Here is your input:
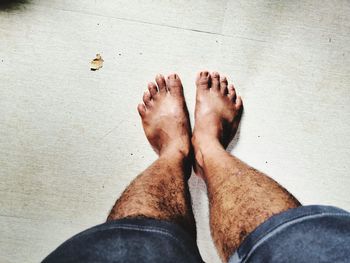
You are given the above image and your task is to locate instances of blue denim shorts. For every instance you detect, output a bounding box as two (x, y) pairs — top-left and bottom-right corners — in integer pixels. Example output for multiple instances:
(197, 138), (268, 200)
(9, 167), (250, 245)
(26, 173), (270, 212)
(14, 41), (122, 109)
(43, 205), (350, 263)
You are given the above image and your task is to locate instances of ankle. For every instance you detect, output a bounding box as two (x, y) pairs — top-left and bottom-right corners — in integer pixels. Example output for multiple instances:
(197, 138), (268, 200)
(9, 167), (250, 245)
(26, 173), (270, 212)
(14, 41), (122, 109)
(159, 143), (193, 179)
(192, 134), (226, 171)
(192, 134), (223, 154)
(159, 140), (191, 159)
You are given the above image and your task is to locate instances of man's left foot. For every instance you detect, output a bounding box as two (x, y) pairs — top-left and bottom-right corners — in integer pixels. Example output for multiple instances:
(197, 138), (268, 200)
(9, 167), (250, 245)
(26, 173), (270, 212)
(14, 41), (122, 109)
(137, 74), (192, 157)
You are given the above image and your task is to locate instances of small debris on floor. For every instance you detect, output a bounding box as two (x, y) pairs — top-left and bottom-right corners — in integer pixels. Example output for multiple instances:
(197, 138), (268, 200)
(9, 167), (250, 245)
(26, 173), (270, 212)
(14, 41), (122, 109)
(90, 54), (104, 71)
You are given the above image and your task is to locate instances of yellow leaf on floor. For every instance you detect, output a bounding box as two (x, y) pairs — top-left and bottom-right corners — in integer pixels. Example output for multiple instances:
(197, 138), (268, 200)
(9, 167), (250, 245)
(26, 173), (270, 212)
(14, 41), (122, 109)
(90, 54), (104, 71)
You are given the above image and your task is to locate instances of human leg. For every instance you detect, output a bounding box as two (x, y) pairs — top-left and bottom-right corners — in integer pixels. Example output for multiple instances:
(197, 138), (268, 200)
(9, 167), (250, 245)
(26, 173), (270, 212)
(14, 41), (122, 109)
(43, 74), (203, 263)
(107, 73), (196, 237)
(192, 71), (300, 261)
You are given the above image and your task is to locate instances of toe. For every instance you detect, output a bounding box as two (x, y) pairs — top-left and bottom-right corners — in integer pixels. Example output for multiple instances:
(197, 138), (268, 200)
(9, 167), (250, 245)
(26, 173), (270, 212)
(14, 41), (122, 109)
(143, 91), (152, 107)
(196, 71), (210, 90)
(155, 74), (167, 93)
(220, 76), (228, 95)
(235, 96), (243, 110)
(166, 73), (184, 96)
(137, 103), (146, 117)
(211, 72), (220, 91)
(148, 82), (158, 97)
(228, 84), (236, 101)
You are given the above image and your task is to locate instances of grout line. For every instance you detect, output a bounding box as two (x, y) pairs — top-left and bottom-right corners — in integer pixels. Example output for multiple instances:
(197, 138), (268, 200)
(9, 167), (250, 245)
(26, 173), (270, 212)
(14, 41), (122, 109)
(36, 4), (268, 43)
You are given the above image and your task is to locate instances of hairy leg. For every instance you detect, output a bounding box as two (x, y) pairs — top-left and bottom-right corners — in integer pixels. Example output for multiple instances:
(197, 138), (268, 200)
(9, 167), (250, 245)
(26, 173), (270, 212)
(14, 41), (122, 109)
(192, 71), (301, 261)
(107, 74), (196, 238)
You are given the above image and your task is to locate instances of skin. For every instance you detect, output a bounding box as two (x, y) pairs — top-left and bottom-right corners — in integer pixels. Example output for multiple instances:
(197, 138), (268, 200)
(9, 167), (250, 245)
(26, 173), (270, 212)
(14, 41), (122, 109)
(108, 71), (301, 262)
(107, 74), (197, 238)
(192, 71), (301, 262)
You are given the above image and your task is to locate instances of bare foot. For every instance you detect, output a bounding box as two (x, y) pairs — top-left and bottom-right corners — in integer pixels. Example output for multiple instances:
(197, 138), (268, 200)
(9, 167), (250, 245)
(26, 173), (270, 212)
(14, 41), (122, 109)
(192, 71), (243, 176)
(138, 74), (192, 158)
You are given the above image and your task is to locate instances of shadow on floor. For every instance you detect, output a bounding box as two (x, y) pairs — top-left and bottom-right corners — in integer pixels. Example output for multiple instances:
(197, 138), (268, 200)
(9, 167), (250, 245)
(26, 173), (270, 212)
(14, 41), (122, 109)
(227, 125), (241, 153)
(0, 0), (31, 11)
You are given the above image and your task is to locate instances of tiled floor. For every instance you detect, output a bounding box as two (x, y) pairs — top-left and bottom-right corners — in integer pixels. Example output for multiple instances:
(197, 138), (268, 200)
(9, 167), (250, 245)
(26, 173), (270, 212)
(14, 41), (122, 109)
(1, 1), (349, 262)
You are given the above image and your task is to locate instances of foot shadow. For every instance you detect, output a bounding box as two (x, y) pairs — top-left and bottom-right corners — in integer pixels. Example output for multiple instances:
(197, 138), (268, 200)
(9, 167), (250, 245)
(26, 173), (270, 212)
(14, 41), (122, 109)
(226, 120), (243, 154)
(0, 0), (31, 11)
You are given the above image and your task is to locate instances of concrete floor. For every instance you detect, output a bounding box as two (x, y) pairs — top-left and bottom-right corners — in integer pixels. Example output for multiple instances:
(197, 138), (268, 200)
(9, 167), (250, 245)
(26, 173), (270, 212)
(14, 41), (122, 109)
(1, 1), (350, 262)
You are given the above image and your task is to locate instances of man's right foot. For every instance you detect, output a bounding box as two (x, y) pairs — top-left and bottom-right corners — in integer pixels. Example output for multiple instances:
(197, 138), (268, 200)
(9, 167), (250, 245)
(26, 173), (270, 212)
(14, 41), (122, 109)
(192, 71), (243, 176)
(137, 74), (192, 159)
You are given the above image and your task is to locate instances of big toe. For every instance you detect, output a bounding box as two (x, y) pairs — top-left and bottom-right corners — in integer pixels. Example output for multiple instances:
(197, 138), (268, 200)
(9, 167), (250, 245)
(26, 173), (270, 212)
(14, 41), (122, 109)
(196, 71), (210, 90)
(166, 73), (184, 97)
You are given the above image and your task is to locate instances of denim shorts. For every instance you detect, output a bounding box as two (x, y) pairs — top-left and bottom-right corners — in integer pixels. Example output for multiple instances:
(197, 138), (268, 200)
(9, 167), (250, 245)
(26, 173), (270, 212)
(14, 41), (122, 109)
(43, 205), (350, 263)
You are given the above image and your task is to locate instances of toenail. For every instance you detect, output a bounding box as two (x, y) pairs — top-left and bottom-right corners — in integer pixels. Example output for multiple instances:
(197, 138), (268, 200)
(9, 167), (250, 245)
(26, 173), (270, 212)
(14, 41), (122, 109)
(201, 71), (209, 77)
(168, 74), (176, 80)
(212, 72), (219, 77)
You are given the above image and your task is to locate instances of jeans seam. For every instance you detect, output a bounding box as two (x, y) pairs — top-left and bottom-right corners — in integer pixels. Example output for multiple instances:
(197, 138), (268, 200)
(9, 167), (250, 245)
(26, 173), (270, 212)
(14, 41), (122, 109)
(76, 223), (185, 244)
(240, 212), (350, 263)
(102, 225), (185, 244)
